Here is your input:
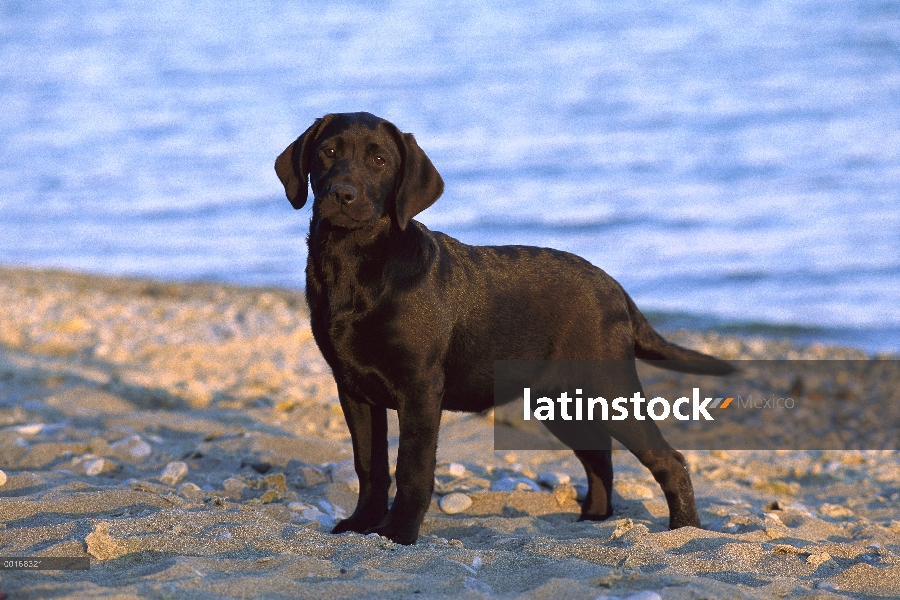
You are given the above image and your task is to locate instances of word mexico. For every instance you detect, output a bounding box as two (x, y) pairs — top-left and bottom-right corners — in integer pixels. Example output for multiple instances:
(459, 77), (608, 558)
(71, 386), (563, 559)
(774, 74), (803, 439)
(522, 388), (736, 422)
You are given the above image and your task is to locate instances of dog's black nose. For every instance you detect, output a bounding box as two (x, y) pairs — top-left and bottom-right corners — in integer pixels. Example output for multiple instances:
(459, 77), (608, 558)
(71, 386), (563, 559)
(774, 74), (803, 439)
(329, 184), (358, 205)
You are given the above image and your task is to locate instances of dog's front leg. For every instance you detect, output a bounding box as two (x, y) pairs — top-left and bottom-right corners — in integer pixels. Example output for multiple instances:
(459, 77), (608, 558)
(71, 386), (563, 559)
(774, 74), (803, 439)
(365, 392), (442, 545)
(331, 391), (391, 535)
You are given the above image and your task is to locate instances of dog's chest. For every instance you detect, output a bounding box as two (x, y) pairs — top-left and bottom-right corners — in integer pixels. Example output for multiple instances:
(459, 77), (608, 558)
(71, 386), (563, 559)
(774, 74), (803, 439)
(307, 271), (402, 401)
(309, 280), (378, 347)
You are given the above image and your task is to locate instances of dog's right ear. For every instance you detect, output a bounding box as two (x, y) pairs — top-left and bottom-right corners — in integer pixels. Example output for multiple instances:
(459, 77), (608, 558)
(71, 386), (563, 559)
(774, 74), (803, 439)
(275, 116), (331, 210)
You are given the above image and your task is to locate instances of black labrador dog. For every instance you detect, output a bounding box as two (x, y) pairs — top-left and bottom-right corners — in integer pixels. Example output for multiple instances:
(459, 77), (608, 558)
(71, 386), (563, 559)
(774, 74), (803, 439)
(275, 112), (734, 544)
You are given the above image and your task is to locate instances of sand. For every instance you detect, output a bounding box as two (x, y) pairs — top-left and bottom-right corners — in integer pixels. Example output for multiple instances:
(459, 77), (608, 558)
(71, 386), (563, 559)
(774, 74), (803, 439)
(1, 266), (899, 599)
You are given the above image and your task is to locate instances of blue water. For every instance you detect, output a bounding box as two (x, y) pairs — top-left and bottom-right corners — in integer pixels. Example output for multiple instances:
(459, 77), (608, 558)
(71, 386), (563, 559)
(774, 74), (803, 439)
(1, 1), (899, 352)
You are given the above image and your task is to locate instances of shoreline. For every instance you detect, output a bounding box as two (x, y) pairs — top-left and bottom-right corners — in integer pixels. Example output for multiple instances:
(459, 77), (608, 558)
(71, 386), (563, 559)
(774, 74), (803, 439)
(2, 265), (899, 599)
(1, 264), (893, 360)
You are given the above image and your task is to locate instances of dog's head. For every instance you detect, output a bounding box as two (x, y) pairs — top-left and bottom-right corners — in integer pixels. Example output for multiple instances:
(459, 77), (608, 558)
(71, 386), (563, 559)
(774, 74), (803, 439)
(275, 112), (444, 231)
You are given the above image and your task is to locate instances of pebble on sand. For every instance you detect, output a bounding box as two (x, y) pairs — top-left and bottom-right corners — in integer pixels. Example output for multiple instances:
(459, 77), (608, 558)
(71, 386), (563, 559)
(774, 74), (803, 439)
(110, 435), (152, 459)
(537, 472), (570, 488)
(491, 476), (540, 492)
(178, 482), (203, 499)
(223, 477), (248, 495)
(85, 522), (137, 561)
(159, 461), (189, 486)
(84, 457), (117, 476)
(439, 492), (473, 514)
(447, 462), (467, 477)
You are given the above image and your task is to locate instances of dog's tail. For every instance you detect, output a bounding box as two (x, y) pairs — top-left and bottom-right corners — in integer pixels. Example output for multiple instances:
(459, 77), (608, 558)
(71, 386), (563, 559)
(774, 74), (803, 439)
(626, 294), (737, 375)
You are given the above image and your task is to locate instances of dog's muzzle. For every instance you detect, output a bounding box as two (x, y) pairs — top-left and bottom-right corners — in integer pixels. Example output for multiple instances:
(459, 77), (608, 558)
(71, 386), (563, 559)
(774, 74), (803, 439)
(328, 184), (358, 205)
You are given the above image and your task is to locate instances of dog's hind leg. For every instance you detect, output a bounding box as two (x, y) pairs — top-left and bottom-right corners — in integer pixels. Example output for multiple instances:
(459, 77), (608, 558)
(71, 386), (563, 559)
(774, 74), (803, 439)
(574, 446), (615, 522)
(608, 423), (701, 530)
(540, 416), (615, 521)
(587, 364), (701, 530)
(631, 447), (700, 529)
(331, 391), (391, 535)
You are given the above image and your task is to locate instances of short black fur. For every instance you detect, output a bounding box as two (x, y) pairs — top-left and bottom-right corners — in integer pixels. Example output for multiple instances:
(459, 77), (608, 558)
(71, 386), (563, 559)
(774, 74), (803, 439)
(275, 112), (734, 544)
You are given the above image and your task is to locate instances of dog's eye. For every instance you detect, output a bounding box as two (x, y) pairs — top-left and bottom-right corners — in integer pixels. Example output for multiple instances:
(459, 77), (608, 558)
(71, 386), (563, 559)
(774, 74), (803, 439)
(322, 148), (335, 158)
(372, 156), (386, 166)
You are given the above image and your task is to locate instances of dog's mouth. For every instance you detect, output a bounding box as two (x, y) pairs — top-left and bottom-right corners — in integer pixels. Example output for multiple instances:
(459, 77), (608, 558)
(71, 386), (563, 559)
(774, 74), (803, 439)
(316, 197), (376, 228)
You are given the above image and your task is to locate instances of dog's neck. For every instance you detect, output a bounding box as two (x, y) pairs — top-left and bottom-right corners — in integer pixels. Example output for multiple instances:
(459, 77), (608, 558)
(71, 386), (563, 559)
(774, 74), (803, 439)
(310, 215), (391, 249)
(307, 216), (435, 300)
(308, 216), (394, 276)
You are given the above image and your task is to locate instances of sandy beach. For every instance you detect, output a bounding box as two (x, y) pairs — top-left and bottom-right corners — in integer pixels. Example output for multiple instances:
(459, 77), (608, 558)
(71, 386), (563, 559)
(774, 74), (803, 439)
(1, 266), (899, 599)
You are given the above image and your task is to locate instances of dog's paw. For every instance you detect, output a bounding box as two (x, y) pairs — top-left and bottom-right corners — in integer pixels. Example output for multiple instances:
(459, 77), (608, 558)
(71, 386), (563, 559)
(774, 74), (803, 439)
(363, 522), (419, 545)
(332, 515), (379, 535)
(668, 514), (702, 530)
(577, 508), (614, 522)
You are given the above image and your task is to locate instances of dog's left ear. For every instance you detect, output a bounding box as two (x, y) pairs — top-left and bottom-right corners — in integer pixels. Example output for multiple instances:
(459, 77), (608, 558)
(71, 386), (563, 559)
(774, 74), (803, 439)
(275, 116), (332, 210)
(389, 128), (444, 231)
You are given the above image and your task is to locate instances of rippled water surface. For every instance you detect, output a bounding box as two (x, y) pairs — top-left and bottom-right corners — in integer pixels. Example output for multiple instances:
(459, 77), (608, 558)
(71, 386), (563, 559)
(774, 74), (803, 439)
(2, 1), (898, 351)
